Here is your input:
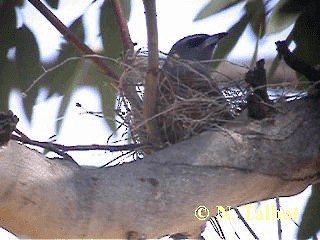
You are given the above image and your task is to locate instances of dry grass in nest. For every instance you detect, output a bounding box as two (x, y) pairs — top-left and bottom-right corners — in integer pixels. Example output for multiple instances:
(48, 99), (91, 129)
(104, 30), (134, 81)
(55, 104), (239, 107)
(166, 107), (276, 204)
(116, 53), (249, 153)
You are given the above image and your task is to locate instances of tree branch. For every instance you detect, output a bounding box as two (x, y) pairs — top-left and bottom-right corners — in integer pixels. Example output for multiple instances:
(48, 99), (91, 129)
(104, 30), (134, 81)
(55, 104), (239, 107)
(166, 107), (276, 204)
(0, 98), (319, 238)
(111, 0), (134, 52)
(27, 0), (120, 85)
(275, 41), (320, 84)
(142, 0), (161, 148)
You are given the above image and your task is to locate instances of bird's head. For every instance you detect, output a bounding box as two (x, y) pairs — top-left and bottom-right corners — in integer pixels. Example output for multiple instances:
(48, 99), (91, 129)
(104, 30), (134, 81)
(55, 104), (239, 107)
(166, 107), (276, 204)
(166, 32), (228, 62)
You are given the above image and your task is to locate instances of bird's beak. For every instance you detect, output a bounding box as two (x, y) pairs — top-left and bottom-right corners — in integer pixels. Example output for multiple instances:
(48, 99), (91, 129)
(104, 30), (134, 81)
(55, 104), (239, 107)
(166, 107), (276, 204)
(203, 32), (228, 48)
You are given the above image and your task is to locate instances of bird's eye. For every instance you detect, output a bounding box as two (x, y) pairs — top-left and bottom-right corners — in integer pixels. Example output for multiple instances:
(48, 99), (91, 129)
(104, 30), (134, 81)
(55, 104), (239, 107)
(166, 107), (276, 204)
(186, 36), (207, 48)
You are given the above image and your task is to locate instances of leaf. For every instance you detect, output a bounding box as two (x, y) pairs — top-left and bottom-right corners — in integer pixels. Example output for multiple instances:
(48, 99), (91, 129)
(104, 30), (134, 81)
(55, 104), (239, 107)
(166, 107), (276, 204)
(16, 25), (42, 121)
(98, 79), (117, 132)
(0, 1), (16, 62)
(100, 0), (129, 71)
(55, 59), (88, 132)
(212, 14), (250, 66)
(267, 0), (301, 34)
(194, 0), (244, 21)
(245, 0), (266, 38)
(297, 184), (320, 239)
(99, 0), (130, 131)
(45, 0), (59, 9)
(292, 1), (320, 67)
(44, 16), (85, 133)
(45, 16), (84, 97)
(0, 60), (18, 111)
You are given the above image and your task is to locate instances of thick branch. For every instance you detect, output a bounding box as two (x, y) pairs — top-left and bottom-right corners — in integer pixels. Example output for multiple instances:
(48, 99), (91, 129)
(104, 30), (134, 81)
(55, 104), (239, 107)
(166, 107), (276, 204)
(27, 0), (120, 84)
(0, 98), (319, 238)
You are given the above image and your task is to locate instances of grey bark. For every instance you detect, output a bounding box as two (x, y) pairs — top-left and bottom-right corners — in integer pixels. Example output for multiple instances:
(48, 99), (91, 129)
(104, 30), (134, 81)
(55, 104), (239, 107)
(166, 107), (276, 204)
(0, 98), (319, 239)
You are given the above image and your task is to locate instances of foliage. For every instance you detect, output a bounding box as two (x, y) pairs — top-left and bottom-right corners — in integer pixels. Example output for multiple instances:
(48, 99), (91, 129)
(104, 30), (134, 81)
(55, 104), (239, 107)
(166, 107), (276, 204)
(0, 0), (130, 133)
(195, 0), (320, 77)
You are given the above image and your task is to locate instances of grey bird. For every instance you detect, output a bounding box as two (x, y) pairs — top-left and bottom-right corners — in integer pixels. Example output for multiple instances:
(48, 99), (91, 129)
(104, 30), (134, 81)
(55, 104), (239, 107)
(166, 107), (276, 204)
(157, 33), (232, 144)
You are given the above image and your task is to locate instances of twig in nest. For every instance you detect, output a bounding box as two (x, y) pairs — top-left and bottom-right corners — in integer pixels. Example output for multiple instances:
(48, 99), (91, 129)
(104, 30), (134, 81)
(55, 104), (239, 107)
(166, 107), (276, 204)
(245, 59), (272, 120)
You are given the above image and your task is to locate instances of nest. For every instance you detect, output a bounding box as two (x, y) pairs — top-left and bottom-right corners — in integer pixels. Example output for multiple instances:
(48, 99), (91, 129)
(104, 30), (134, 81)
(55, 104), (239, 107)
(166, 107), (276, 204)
(116, 53), (249, 153)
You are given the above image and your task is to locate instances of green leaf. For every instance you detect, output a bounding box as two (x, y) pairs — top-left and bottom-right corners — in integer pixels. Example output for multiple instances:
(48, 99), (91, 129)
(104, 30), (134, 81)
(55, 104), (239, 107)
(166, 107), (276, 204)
(0, 60), (18, 111)
(245, 0), (266, 38)
(98, 79), (117, 132)
(99, 0), (129, 131)
(212, 14), (250, 65)
(45, 16), (84, 97)
(297, 184), (320, 239)
(55, 59), (88, 132)
(267, 0), (301, 34)
(44, 16), (85, 133)
(16, 25), (42, 121)
(0, 1), (16, 62)
(100, 0), (128, 71)
(45, 0), (59, 9)
(292, 1), (320, 67)
(194, 0), (244, 21)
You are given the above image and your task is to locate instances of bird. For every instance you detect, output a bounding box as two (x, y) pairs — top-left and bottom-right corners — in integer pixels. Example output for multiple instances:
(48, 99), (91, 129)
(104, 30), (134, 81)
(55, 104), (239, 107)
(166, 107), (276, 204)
(157, 33), (232, 144)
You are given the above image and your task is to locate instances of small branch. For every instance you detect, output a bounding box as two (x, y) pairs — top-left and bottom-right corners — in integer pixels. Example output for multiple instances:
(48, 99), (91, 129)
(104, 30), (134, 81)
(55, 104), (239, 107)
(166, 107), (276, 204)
(275, 197), (282, 240)
(111, 0), (134, 52)
(142, 0), (161, 148)
(275, 41), (320, 83)
(27, 0), (120, 86)
(12, 130), (75, 162)
(233, 207), (259, 239)
(209, 217), (226, 239)
(11, 131), (142, 153)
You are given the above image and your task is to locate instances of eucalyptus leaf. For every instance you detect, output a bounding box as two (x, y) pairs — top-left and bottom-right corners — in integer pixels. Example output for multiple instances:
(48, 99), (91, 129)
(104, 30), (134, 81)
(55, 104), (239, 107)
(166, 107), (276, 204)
(292, 1), (320, 67)
(44, 16), (85, 133)
(16, 25), (42, 121)
(98, 80), (117, 132)
(194, 0), (244, 21)
(267, 0), (300, 34)
(55, 59), (88, 132)
(100, 0), (128, 71)
(45, 0), (59, 9)
(212, 14), (250, 66)
(245, 0), (266, 38)
(45, 16), (84, 98)
(86, 62), (118, 132)
(0, 60), (17, 111)
(0, 1), (16, 62)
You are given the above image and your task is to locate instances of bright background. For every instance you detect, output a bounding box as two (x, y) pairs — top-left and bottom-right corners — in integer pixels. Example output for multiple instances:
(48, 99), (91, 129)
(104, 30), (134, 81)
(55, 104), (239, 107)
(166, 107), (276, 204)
(2, 0), (316, 239)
